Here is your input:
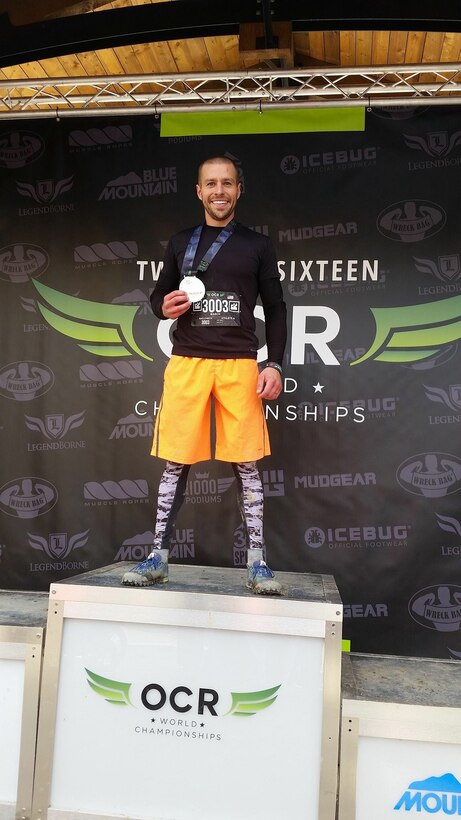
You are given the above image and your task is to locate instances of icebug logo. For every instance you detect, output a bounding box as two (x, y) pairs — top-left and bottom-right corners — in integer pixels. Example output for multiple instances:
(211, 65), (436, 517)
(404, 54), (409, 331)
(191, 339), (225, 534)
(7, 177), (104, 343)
(280, 155), (301, 174)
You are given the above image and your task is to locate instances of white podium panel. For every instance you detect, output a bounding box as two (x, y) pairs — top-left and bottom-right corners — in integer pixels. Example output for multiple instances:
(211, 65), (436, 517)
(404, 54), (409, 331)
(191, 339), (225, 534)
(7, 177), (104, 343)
(33, 563), (343, 820)
(338, 653), (461, 820)
(0, 592), (47, 820)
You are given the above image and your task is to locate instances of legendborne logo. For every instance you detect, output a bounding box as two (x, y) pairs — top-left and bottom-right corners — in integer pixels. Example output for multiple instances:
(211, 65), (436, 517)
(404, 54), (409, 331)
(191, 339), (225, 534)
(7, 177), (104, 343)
(16, 175), (75, 215)
(437, 513), (461, 558)
(405, 129), (461, 157)
(395, 773), (461, 814)
(25, 410), (86, 451)
(425, 384), (461, 425)
(28, 530), (90, 573)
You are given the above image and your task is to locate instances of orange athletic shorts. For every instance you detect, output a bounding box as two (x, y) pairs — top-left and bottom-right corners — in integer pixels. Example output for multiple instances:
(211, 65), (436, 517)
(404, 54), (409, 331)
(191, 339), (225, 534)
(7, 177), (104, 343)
(151, 356), (270, 464)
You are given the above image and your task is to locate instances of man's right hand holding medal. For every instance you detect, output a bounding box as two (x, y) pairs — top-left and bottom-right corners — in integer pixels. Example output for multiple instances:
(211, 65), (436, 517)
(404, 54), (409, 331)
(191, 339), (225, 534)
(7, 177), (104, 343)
(161, 290), (191, 319)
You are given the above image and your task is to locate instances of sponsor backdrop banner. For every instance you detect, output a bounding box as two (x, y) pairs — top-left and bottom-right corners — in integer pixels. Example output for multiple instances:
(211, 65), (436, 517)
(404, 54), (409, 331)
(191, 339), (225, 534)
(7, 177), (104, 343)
(1, 107), (461, 659)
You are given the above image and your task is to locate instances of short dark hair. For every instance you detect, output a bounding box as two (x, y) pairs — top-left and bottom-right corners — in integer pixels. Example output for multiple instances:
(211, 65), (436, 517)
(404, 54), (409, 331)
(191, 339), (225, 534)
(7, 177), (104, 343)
(197, 156), (240, 183)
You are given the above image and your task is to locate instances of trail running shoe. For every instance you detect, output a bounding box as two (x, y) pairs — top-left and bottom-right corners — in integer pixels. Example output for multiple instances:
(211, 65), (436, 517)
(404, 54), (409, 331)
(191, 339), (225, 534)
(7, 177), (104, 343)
(247, 559), (282, 595)
(122, 550), (168, 586)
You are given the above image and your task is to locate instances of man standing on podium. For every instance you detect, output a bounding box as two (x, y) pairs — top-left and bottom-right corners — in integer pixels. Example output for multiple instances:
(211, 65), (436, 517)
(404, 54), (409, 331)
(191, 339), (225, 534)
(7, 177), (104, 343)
(122, 155), (287, 594)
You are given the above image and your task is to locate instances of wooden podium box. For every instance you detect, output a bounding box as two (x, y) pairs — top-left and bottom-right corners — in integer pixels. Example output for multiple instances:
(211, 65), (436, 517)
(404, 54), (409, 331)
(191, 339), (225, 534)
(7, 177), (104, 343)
(32, 563), (343, 820)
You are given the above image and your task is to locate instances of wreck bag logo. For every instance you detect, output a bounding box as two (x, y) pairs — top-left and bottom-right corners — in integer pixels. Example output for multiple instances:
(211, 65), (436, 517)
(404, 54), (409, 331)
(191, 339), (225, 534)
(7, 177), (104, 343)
(0, 361), (54, 400)
(0, 477), (58, 518)
(397, 452), (461, 497)
(352, 295), (461, 366)
(85, 667), (281, 718)
(395, 773), (461, 813)
(409, 585), (461, 631)
(0, 131), (44, 168)
(32, 278), (152, 360)
(0, 243), (49, 283)
(377, 200), (445, 242)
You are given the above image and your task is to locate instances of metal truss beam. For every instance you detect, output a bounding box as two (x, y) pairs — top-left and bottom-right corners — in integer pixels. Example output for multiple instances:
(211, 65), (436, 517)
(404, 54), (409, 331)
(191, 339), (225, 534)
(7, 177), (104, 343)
(1, 66), (461, 119)
(2, 1), (461, 68)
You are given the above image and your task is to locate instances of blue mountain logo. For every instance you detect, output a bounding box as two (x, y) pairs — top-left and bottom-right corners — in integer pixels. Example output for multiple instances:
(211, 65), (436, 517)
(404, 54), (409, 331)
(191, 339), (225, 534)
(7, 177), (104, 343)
(395, 773), (461, 814)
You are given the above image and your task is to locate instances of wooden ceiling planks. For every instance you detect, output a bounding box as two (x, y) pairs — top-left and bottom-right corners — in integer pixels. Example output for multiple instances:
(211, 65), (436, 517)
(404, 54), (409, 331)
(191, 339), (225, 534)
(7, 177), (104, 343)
(1, 6), (461, 96)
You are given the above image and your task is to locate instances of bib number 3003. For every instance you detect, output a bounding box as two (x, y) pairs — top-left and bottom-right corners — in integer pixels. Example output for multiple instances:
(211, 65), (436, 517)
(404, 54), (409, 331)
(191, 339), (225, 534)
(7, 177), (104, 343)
(191, 290), (241, 327)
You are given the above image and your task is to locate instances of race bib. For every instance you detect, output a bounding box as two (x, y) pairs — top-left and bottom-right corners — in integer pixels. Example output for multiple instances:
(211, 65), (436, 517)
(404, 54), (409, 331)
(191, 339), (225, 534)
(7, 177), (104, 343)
(191, 291), (241, 326)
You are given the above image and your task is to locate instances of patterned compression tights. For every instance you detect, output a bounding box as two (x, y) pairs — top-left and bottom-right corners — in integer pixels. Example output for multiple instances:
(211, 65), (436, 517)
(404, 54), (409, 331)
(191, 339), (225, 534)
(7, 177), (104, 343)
(150, 460), (264, 553)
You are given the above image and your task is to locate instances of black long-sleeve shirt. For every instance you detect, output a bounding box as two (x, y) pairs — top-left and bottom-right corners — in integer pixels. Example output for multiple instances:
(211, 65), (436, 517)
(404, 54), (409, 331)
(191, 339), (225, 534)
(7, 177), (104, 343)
(150, 222), (287, 365)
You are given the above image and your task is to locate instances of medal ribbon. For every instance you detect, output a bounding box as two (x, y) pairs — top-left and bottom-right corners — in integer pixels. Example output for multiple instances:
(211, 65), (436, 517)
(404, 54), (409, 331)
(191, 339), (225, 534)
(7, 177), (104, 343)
(181, 220), (237, 277)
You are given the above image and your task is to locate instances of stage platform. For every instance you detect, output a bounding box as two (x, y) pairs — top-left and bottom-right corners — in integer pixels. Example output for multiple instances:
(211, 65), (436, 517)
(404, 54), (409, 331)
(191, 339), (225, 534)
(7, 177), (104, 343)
(339, 652), (461, 820)
(32, 562), (343, 820)
(0, 591), (48, 820)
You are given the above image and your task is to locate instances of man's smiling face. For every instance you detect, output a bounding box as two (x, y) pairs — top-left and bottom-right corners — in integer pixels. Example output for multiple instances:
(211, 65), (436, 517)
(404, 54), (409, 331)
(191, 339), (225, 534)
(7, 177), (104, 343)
(196, 160), (241, 226)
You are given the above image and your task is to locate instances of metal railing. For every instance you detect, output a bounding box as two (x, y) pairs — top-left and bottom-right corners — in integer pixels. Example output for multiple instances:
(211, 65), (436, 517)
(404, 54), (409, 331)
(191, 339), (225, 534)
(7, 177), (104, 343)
(1, 64), (461, 117)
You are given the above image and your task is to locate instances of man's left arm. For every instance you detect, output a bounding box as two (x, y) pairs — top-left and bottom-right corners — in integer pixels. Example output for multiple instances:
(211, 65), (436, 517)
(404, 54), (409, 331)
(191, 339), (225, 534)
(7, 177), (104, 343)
(257, 241), (287, 400)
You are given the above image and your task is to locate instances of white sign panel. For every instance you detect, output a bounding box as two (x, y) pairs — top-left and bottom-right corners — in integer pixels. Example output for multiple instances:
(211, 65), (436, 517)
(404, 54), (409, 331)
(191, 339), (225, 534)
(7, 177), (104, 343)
(50, 618), (325, 820)
(0, 658), (25, 803)
(356, 736), (461, 820)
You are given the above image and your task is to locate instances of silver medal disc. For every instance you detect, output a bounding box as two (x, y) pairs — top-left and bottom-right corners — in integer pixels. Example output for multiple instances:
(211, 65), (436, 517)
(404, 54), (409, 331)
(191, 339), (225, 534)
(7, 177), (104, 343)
(179, 276), (206, 303)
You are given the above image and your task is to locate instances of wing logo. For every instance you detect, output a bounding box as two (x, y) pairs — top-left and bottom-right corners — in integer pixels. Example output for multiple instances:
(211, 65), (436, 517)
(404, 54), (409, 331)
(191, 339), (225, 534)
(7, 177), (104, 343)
(85, 669), (133, 706)
(32, 279), (152, 361)
(85, 668), (281, 718)
(352, 295), (461, 366)
(225, 685), (281, 717)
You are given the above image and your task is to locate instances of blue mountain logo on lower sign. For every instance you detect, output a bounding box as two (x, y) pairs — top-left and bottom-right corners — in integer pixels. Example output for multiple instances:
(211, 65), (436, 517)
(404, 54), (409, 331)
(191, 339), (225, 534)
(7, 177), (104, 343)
(394, 773), (461, 814)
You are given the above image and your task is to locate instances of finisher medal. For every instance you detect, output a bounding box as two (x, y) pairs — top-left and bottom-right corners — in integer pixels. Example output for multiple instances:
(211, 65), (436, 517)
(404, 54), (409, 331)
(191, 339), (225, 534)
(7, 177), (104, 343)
(179, 275), (206, 303)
